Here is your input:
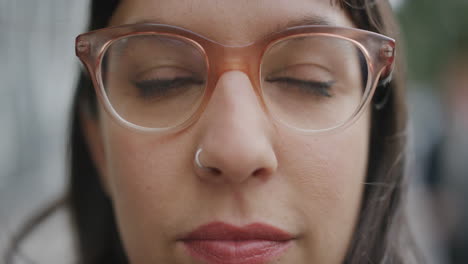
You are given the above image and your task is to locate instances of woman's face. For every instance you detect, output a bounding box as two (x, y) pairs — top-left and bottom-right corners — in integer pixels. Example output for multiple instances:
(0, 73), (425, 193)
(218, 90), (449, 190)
(85, 0), (370, 263)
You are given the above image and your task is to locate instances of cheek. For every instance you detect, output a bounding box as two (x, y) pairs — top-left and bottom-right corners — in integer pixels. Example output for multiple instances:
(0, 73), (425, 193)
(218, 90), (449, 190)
(276, 112), (369, 260)
(100, 120), (198, 261)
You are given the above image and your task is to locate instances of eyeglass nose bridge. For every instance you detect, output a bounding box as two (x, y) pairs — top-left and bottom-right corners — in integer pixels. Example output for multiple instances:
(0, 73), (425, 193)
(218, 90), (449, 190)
(206, 44), (265, 98)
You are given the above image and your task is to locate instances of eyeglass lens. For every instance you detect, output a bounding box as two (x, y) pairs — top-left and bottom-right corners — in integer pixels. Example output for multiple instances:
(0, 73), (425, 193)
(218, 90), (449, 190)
(101, 34), (368, 130)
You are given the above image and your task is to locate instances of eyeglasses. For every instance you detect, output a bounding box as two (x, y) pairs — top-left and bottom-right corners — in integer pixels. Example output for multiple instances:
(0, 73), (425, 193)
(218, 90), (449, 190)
(75, 23), (395, 134)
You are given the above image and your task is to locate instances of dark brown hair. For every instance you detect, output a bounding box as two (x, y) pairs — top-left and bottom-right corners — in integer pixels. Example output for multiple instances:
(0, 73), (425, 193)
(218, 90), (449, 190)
(6, 0), (420, 263)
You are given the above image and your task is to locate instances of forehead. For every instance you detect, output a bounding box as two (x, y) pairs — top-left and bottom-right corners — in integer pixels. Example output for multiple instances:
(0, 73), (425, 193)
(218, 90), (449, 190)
(111, 0), (354, 44)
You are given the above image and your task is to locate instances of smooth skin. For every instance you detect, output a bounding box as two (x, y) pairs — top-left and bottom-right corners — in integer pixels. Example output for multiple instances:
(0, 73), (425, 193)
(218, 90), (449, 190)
(83, 0), (370, 263)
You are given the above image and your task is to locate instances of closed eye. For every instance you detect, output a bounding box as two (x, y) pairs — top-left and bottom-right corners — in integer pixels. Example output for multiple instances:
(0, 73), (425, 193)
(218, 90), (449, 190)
(133, 77), (205, 100)
(265, 77), (335, 98)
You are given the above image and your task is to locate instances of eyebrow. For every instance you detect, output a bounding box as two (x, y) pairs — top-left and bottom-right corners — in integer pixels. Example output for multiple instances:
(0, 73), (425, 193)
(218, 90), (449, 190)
(133, 14), (335, 29)
(131, 14), (337, 40)
(284, 15), (336, 28)
(267, 15), (337, 35)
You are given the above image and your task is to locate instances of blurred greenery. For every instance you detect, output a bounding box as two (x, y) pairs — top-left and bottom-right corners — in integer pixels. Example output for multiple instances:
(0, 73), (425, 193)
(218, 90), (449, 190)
(398, 0), (468, 84)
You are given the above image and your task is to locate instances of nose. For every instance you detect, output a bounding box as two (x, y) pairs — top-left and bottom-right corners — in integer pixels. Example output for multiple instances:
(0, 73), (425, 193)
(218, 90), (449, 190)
(194, 71), (277, 184)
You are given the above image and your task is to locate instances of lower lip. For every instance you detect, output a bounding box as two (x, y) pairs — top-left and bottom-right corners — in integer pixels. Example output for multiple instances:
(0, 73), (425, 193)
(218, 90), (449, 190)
(182, 240), (292, 264)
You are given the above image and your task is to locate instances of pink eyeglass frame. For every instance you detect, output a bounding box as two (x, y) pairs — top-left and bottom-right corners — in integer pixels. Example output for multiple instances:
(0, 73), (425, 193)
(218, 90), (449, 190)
(75, 23), (396, 134)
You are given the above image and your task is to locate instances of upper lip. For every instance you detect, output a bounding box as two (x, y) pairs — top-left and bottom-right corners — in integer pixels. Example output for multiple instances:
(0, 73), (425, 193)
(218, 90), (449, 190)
(180, 221), (294, 241)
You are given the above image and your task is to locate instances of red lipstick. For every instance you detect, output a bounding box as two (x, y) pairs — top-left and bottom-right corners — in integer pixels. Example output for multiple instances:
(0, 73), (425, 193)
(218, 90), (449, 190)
(180, 222), (293, 264)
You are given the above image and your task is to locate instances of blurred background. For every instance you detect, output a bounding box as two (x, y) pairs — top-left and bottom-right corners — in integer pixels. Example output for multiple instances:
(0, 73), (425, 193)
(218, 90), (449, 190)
(0, 0), (467, 263)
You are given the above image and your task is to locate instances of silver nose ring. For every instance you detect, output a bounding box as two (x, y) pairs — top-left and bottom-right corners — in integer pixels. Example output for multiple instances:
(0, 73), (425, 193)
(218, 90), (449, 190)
(195, 148), (206, 169)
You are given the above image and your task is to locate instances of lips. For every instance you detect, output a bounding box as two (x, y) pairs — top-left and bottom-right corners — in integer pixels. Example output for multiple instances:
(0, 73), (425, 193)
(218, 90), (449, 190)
(180, 222), (294, 264)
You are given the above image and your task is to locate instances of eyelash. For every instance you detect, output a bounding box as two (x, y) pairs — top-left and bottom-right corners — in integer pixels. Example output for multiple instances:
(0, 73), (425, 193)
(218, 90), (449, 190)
(265, 77), (334, 97)
(133, 76), (333, 101)
(133, 77), (205, 99)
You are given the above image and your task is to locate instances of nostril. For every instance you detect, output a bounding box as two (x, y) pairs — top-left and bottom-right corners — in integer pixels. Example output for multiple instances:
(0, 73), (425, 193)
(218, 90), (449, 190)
(207, 166), (222, 176)
(252, 167), (269, 178)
